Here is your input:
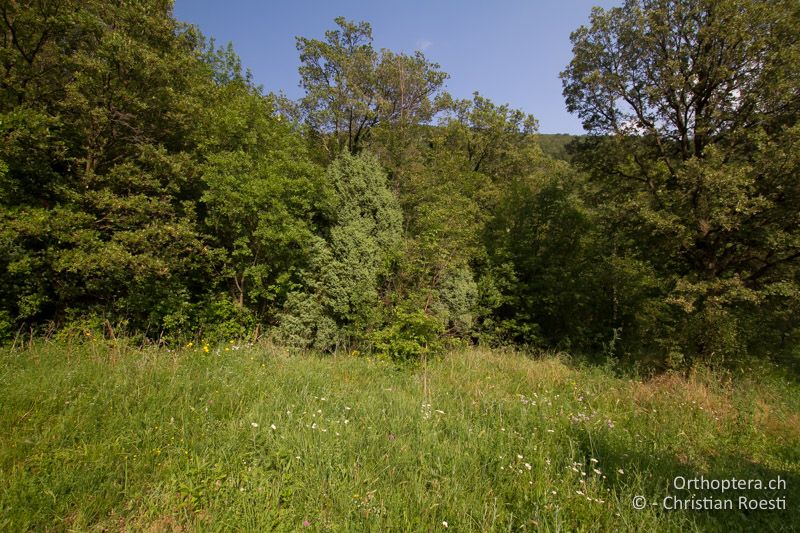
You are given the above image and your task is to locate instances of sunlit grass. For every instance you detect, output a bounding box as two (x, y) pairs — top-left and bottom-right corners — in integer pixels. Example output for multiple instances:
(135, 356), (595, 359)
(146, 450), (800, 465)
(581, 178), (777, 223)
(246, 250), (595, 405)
(1, 341), (797, 531)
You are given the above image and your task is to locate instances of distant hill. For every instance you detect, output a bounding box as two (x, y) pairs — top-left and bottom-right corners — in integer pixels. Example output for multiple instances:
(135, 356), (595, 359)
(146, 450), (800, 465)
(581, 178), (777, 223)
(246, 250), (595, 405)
(537, 133), (580, 162)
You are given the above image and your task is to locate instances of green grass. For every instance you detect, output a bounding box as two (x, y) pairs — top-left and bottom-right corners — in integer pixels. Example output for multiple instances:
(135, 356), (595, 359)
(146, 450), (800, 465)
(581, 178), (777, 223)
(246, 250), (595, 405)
(1, 341), (798, 531)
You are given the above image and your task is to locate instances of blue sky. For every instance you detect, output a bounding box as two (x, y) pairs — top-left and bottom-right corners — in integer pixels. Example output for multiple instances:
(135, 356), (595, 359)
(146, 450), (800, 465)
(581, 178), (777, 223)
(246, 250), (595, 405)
(174, 0), (620, 134)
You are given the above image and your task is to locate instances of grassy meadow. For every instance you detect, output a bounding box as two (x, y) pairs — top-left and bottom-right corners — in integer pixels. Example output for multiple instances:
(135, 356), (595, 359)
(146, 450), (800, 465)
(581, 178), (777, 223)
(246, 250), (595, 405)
(1, 341), (798, 531)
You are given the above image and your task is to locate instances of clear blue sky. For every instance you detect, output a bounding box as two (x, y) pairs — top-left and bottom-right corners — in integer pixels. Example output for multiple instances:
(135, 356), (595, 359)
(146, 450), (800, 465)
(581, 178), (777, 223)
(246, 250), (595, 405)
(173, 0), (620, 134)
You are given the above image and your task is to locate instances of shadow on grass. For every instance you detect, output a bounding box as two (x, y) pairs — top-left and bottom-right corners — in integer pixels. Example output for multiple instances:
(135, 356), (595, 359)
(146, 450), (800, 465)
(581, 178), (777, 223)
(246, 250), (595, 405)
(574, 429), (799, 532)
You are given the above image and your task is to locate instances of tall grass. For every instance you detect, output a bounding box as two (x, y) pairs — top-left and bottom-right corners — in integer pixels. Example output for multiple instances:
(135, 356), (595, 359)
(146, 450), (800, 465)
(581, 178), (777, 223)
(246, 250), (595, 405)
(1, 341), (797, 531)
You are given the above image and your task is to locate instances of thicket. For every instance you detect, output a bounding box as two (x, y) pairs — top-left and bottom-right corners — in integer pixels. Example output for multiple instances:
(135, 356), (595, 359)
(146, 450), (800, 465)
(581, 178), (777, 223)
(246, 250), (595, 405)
(1, 0), (798, 370)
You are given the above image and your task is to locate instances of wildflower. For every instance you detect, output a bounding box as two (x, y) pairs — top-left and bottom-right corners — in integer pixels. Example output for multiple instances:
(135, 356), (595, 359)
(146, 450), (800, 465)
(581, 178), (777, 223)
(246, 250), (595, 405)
(251, 422), (259, 428)
(618, 468), (624, 474)
(303, 520), (310, 527)
(525, 463), (532, 470)
(593, 468), (602, 475)
(186, 341), (193, 348)
(203, 344), (209, 353)
(517, 454), (524, 460)
(270, 424), (277, 430)
(590, 458), (598, 464)
(442, 521), (448, 528)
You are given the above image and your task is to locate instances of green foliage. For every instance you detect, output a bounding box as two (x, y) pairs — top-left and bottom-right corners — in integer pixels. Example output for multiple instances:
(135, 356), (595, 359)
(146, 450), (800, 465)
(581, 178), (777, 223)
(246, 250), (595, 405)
(369, 92), (547, 348)
(278, 153), (402, 351)
(431, 266), (479, 337)
(192, 296), (257, 342)
(0, 309), (12, 343)
(435, 92), (540, 181)
(561, 0), (800, 365)
(371, 305), (444, 363)
(295, 17), (447, 157)
(0, 0), (210, 333)
(0, 3), (797, 370)
(274, 289), (339, 351)
(536, 134), (577, 162)
(479, 161), (606, 349)
(197, 78), (325, 319)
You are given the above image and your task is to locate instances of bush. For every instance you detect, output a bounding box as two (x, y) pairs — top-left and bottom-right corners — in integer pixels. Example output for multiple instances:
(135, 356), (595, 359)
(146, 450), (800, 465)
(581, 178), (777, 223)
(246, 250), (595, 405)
(0, 309), (13, 344)
(371, 307), (444, 363)
(193, 296), (257, 342)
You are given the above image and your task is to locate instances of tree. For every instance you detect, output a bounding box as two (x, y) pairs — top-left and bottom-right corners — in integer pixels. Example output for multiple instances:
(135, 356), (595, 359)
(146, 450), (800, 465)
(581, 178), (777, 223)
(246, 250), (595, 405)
(562, 0), (800, 364)
(378, 93), (544, 340)
(436, 92), (539, 180)
(0, 0), (212, 334)
(197, 56), (325, 323)
(295, 17), (447, 157)
(479, 160), (609, 349)
(278, 153), (402, 351)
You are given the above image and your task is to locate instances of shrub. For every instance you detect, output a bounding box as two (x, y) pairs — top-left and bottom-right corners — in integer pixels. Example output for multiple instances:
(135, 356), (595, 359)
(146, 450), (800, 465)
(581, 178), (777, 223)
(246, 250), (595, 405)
(371, 307), (444, 363)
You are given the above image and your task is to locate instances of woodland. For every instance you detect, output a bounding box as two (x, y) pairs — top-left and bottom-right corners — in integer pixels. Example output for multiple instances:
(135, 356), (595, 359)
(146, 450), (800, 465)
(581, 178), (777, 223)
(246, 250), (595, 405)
(1, 0), (799, 372)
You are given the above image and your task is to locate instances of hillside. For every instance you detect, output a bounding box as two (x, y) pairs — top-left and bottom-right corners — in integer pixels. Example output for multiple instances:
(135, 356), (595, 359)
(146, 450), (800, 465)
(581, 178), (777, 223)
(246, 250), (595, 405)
(537, 133), (579, 162)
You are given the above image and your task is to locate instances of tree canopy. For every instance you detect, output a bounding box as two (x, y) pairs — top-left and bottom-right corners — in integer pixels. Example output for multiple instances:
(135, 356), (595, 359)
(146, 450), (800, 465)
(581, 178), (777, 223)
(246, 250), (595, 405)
(562, 0), (800, 364)
(1, 1), (798, 370)
(295, 17), (447, 157)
